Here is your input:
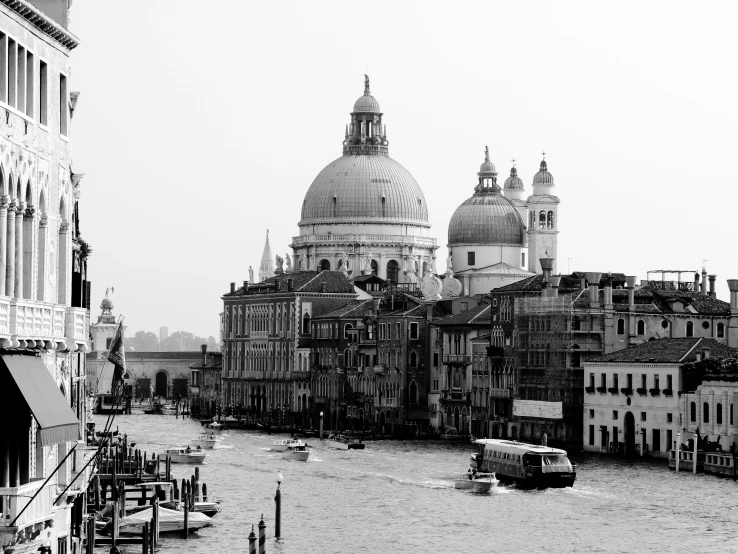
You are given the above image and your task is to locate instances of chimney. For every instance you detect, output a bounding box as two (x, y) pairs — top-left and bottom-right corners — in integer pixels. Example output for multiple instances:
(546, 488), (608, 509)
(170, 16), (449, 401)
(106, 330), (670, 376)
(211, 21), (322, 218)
(230, 282), (235, 294)
(549, 275), (562, 298)
(580, 276), (587, 291)
(200, 344), (207, 368)
(287, 278), (294, 292)
(703, 347), (711, 359)
(701, 268), (707, 294)
(727, 279), (738, 314)
(541, 281), (549, 298)
(540, 258), (554, 282)
(708, 275), (716, 298)
(603, 275), (613, 307)
(586, 272), (602, 308)
(694, 273), (700, 291)
(695, 352), (702, 362)
(243, 280), (249, 294)
(626, 276), (637, 311)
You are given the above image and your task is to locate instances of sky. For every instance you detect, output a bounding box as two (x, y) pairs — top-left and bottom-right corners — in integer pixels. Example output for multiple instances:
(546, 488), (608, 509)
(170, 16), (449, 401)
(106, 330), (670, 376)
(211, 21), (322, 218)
(69, 1), (738, 338)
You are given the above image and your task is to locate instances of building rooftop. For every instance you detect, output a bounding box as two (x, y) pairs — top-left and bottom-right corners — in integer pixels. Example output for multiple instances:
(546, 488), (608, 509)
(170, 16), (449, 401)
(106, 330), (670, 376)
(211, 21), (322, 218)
(435, 304), (491, 326)
(314, 299), (376, 320)
(588, 338), (737, 364)
(224, 270), (355, 297)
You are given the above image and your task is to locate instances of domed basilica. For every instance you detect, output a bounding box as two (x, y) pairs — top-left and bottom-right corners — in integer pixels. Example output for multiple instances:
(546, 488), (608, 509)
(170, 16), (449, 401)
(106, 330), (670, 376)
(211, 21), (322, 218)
(281, 76), (560, 295)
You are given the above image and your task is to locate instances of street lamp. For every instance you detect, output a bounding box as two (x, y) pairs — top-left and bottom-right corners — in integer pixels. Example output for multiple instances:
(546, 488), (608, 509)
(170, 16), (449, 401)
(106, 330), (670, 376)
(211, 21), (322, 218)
(275, 471), (283, 539)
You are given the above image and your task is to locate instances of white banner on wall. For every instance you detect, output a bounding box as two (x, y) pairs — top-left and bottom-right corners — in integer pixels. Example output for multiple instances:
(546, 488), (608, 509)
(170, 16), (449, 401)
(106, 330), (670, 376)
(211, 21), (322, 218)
(512, 400), (563, 419)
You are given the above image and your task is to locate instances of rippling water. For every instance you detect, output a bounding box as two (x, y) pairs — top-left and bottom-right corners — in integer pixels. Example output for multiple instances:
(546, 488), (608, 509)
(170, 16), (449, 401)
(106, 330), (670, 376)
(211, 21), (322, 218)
(94, 414), (738, 554)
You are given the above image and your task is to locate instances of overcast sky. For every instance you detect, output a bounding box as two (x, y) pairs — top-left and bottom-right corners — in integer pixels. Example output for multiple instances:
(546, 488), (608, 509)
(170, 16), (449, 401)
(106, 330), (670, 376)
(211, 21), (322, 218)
(70, 1), (738, 338)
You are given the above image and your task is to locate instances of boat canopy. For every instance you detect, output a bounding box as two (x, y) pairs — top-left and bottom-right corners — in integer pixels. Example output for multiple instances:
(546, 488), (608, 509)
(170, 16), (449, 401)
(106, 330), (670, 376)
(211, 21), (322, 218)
(473, 439), (568, 457)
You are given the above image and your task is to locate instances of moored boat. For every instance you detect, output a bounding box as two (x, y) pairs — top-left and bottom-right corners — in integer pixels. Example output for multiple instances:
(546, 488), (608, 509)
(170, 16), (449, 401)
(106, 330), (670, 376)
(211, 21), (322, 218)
(282, 444), (311, 461)
(205, 421), (227, 433)
(118, 506), (211, 534)
(160, 405), (178, 415)
(453, 472), (498, 492)
(166, 446), (206, 464)
(270, 438), (304, 452)
(193, 433), (222, 449)
(472, 439), (576, 489)
(161, 500), (222, 518)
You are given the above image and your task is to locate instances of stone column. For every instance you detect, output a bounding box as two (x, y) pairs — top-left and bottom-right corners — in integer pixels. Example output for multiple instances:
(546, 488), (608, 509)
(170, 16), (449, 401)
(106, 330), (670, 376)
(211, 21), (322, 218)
(57, 220), (69, 305)
(14, 202), (24, 299)
(0, 196), (7, 295)
(37, 214), (47, 301)
(5, 202), (15, 297)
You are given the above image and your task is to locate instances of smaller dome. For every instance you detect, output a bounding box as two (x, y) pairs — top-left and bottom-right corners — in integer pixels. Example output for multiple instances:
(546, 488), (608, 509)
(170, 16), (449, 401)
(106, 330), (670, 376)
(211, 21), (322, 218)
(478, 146), (496, 176)
(101, 297), (114, 310)
(533, 160), (555, 185)
(353, 94), (381, 113)
(504, 166), (525, 190)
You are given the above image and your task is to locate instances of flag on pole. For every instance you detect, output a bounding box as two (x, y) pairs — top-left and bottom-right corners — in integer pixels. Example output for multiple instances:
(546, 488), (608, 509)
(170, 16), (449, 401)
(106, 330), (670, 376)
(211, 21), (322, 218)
(107, 318), (126, 392)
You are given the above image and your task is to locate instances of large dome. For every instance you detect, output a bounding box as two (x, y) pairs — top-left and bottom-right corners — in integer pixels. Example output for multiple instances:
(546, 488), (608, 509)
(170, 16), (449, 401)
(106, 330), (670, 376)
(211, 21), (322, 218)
(448, 194), (525, 245)
(300, 154), (429, 225)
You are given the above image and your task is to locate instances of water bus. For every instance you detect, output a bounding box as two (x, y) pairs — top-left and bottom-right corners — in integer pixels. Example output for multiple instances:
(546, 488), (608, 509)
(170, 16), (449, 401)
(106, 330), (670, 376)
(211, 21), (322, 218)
(471, 439), (576, 489)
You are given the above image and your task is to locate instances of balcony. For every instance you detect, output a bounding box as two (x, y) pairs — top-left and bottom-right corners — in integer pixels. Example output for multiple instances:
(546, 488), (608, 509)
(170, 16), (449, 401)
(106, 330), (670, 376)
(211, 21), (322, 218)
(489, 388), (510, 399)
(443, 354), (471, 365)
(0, 479), (55, 532)
(636, 387), (647, 396)
(596, 386), (607, 393)
(649, 388), (661, 397)
(607, 387), (619, 395)
(620, 387), (633, 395)
(372, 365), (385, 374)
(662, 388), (673, 396)
(0, 298), (90, 350)
(585, 386), (595, 394)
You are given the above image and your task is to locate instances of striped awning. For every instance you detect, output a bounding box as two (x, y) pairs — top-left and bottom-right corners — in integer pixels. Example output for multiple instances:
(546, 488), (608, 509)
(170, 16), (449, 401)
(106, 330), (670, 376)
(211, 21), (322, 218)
(1, 354), (80, 446)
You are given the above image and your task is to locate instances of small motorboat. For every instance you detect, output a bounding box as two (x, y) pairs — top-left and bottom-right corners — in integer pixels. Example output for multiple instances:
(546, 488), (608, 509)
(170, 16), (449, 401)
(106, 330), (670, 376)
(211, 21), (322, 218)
(270, 438), (304, 452)
(453, 472), (498, 492)
(166, 446), (206, 464)
(325, 434), (365, 450)
(118, 506), (212, 534)
(282, 444), (311, 462)
(204, 422), (227, 433)
(160, 405), (178, 415)
(192, 433), (222, 449)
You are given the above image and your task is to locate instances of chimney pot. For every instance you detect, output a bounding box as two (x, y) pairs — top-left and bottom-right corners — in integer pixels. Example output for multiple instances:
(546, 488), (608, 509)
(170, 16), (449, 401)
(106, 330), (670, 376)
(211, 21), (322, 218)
(200, 344), (207, 367)
(243, 280), (249, 294)
(287, 278), (294, 292)
(586, 272), (602, 308)
(727, 279), (738, 312)
(230, 282), (235, 293)
(708, 275), (716, 298)
(625, 276), (637, 289)
(701, 269), (707, 294)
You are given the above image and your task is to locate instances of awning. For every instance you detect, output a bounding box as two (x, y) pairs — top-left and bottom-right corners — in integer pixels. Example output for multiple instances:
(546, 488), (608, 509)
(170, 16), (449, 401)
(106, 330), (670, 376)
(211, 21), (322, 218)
(1, 354), (80, 446)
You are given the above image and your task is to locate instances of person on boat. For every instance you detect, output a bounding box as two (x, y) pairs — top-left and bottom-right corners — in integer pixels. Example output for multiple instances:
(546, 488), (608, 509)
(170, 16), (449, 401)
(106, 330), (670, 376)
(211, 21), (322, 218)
(186, 446), (191, 453)
(468, 468), (473, 480)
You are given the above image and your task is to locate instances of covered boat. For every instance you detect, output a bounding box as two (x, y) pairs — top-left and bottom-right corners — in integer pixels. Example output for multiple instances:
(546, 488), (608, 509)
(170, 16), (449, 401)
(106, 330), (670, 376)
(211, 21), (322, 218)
(325, 434), (365, 450)
(118, 507), (212, 534)
(166, 446), (206, 464)
(270, 438), (304, 452)
(282, 444), (311, 461)
(193, 433), (222, 449)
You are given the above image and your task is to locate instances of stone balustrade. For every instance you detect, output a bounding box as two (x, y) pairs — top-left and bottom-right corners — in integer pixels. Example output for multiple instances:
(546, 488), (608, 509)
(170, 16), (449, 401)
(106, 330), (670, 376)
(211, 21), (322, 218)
(0, 479), (54, 532)
(0, 297), (89, 350)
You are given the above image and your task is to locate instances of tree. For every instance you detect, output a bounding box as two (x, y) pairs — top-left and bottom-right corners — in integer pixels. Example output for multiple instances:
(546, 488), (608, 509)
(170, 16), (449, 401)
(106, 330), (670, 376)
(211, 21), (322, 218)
(131, 331), (159, 352)
(681, 354), (738, 391)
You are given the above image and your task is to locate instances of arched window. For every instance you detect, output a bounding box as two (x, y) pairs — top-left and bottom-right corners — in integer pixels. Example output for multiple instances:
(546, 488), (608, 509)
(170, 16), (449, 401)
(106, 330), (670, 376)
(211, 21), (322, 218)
(410, 351), (418, 368)
(302, 313), (310, 334)
(637, 320), (645, 336)
(686, 321), (694, 337)
(371, 259), (378, 276)
(409, 381), (418, 405)
(703, 402), (709, 423)
(539, 210), (546, 230)
(717, 403), (723, 425)
(547, 211), (554, 229)
(617, 319), (625, 335)
(386, 260), (399, 283)
(319, 259), (330, 271)
(344, 323), (353, 339)
(717, 322), (725, 339)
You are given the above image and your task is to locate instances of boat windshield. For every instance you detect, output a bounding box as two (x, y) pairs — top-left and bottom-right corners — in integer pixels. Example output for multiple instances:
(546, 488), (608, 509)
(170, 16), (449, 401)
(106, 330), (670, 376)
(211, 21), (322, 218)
(542, 455), (569, 466)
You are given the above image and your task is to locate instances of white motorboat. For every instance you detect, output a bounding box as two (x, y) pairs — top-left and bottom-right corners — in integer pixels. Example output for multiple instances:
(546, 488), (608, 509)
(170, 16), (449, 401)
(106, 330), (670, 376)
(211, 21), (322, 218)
(166, 446), (206, 464)
(204, 421), (227, 433)
(160, 500), (221, 518)
(282, 444), (311, 462)
(193, 433), (222, 449)
(119, 506), (212, 534)
(453, 472), (498, 492)
(270, 438), (304, 452)
(160, 405), (178, 415)
(325, 434), (365, 450)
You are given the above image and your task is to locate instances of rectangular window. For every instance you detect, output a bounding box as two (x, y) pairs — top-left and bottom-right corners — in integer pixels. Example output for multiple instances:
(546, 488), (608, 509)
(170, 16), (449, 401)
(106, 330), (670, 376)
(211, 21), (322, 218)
(16, 44), (24, 114)
(409, 322), (418, 340)
(600, 373), (606, 388)
(589, 373), (594, 388)
(667, 375), (673, 391)
(613, 426), (618, 444)
(59, 73), (68, 135)
(641, 374), (647, 390)
(588, 425), (594, 446)
(8, 38), (16, 108)
(396, 322), (401, 339)
(613, 374), (618, 390)
(613, 410), (618, 420)
(468, 251), (476, 266)
(522, 252), (525, 268)
(667, 413), (673, 423)
(654, 375), (660, 390)
(641, 412), (647, 422)
(0, 33), (6, 103)
(666, 430), (672, 452)
(25, 50), (32, 117)
(652, 429), (661, 452)
(589, 409), (594, 418)
(433, 352), (438, 367)
(106, 337), (112, 349)
(627, 373), (633, 390)
(600, 426), (607, 448)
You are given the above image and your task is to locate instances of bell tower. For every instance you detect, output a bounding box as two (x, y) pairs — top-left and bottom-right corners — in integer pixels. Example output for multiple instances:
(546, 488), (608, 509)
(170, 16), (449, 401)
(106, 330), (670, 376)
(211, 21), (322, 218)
(526, 157), (560, 274)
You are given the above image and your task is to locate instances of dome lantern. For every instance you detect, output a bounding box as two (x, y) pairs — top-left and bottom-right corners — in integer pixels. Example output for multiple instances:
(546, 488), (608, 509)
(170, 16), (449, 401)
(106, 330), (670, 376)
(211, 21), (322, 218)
(344, 75), (388, 156)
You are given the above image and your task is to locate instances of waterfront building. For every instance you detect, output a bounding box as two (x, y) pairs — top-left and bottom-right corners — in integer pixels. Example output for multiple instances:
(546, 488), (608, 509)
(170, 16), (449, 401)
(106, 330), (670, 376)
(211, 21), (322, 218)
(87, 298), (200, 400)
(487, 267), (737, 450)
(221, 270), (356, 425)
(447, 150), (534, 296)
(290, 76), (438, 282)
(0, 2), (94, 552)
(189, 345), (223, 418)
(584, 338), (736, 458)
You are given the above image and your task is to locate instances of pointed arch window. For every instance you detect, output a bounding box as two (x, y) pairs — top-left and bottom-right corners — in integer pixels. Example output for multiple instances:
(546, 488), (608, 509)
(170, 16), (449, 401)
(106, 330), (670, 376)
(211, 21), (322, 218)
(410, 351), (418, 368)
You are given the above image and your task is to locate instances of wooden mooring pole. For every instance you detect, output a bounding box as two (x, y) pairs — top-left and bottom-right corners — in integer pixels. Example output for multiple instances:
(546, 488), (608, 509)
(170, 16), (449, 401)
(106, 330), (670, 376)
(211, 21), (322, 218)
(258, 514), (266, 554)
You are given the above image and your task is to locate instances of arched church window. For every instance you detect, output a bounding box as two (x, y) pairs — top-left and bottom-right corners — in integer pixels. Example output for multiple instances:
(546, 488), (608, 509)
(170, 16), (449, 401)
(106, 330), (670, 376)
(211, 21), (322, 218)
(637, 320), (645, 336)
(717, 322), (725, 338)
(386, 260), (399, 283)
(703, 402), (709, 423)
(410, 351), (418, 368)
(547, 211), (554, 229)
(686, 321), (694, 337)
(539, 211), (546, 230)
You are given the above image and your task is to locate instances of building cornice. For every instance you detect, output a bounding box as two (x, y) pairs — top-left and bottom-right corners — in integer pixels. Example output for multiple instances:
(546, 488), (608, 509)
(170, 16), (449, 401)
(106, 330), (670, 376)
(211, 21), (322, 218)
(1, 0), (80, 50)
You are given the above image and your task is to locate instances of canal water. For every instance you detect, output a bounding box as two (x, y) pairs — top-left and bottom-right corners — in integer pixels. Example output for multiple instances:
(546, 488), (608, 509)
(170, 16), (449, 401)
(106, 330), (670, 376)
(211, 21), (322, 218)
(94, 414), (738, 554)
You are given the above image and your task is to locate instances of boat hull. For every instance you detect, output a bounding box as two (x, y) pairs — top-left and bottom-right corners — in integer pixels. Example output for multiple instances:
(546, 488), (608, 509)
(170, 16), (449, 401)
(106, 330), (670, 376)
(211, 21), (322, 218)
(282, 451), (311, 462)
(325, 440), (349, 450)
(192, 438), (221, 449)
(168, 453), (206, 464)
